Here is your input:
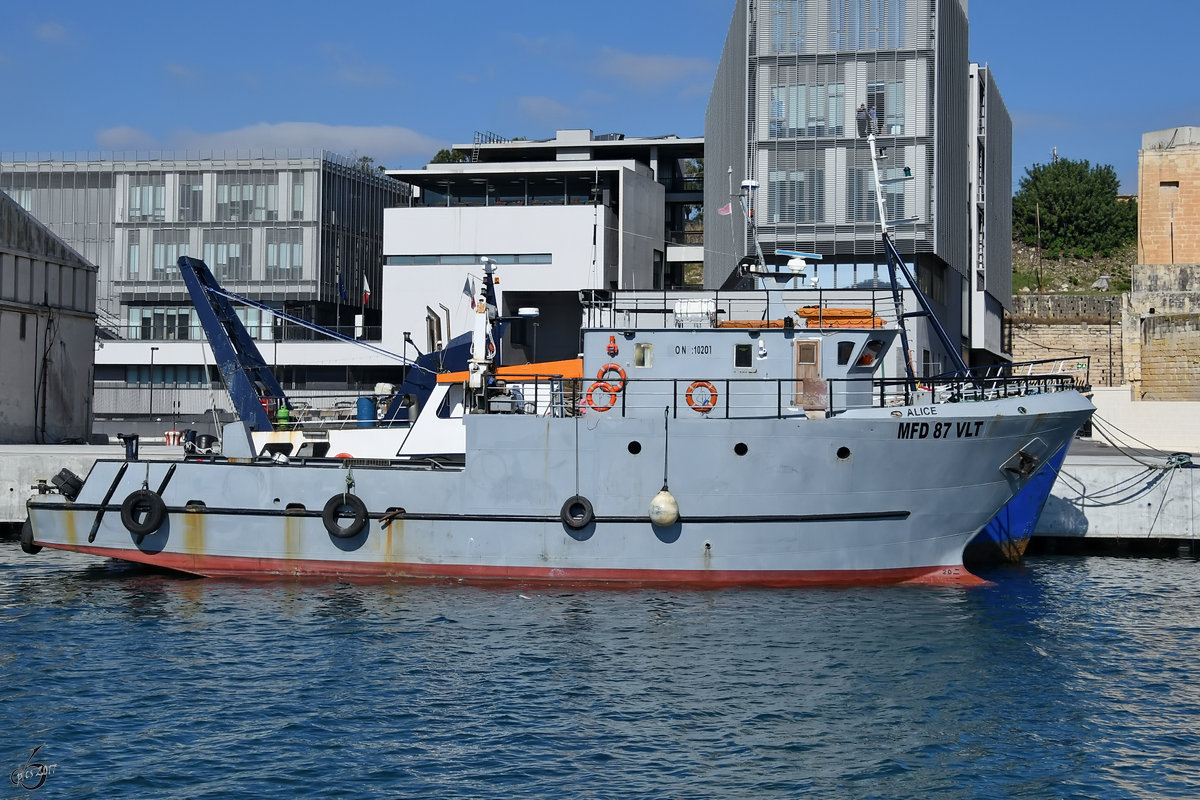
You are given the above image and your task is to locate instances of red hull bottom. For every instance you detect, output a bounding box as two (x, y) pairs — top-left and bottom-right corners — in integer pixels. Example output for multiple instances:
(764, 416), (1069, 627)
(42, 543), (988, 588)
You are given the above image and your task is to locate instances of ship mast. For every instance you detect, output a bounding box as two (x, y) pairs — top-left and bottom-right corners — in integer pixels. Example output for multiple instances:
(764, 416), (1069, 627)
(867, 134), (970, 392)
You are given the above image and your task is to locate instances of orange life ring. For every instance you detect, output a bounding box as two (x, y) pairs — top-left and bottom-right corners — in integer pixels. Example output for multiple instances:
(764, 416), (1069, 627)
(685, 380), (719, 413)
(597, 363), (627, 392)
(585, 381), (618, 412)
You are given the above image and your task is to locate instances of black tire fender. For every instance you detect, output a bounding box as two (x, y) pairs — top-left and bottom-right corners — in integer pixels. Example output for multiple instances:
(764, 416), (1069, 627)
(560, 495), (595, 530)
(322, 493), (369, 539)
(120, 489), (167, 537)
(20, 517), (41, 555)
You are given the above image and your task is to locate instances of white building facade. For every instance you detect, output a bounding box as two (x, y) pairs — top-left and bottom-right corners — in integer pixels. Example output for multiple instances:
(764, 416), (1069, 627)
(383, 130), (702, 363)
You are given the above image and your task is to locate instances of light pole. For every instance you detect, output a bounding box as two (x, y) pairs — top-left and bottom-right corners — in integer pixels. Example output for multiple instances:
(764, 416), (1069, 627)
(149, 346), (159, 416)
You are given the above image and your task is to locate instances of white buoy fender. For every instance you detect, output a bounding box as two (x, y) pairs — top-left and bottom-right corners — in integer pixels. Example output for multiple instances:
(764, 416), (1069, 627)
(649, 489), (679, 527)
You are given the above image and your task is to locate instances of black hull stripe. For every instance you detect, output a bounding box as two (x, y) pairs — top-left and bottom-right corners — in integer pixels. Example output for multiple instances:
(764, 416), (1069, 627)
(34, 502), (909, 525)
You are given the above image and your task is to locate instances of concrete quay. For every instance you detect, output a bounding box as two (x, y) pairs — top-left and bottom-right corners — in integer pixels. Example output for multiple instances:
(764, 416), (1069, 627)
(0, 443), (180, 526)
(1033, 439), (1197, 547)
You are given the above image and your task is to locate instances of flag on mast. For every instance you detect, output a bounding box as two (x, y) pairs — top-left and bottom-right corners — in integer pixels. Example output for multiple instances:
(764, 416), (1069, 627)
(717, 202), (732, 216)
(363, 275), (371, 305)
(462, 276), (476, 309)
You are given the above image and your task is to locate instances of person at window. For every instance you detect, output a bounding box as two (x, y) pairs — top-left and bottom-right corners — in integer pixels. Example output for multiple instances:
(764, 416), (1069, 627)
(868, 106), (879, 135)
(856, 104), (868, 137)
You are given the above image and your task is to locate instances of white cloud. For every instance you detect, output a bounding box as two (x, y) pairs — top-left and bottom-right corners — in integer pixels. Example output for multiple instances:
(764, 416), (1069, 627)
(593, 48), (713, 90)
(96, 126), (158, 150)
(516, 96), (574, 125)
(96, 122), (445, 168)
(164, 63), (197, 81)
(34, 22), (67, 43)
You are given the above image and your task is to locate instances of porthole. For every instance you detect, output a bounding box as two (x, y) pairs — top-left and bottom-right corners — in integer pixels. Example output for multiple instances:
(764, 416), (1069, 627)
(628, 441), (642, 455)
(734, 442), (748, 456)
(836, 446), (851, 460)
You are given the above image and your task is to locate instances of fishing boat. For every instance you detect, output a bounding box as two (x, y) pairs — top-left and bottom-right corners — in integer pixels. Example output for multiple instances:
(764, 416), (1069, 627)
(20, 138), (1094, 585)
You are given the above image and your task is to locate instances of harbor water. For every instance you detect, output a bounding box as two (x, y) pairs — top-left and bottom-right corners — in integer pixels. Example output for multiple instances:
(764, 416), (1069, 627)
(4, 542), (1200, 798)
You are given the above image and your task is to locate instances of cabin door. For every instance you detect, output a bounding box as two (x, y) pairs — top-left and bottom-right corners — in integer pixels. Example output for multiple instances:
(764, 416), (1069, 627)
(793, 340), (826, 410)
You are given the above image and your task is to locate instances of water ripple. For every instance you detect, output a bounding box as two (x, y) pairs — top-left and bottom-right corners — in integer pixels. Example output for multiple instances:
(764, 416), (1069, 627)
(4, 545), (1200, 797)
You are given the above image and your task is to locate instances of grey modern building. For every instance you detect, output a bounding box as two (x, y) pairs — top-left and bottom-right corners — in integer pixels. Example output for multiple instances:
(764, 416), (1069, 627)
(1, 152), (408, 432)
(0, 152), (404, 341)
(704, 0), (1013, 369)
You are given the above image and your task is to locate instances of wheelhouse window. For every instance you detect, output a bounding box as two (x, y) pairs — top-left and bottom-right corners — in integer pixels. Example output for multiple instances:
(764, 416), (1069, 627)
(856, 339), (884, 367)
(735, 343), (754, 369)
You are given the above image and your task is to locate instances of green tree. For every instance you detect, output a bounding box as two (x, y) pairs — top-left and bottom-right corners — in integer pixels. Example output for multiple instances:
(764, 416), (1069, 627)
(1012, 158), (1137, 258)
(349, 153), (388, 172)
(430, 148), (468, 164)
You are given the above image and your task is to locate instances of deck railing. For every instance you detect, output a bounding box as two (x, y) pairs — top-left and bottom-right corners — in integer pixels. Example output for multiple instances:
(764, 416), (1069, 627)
(469, 359), (1090, 422)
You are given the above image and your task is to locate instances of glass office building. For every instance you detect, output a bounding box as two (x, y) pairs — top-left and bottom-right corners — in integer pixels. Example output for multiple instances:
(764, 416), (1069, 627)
(705, 0), (1013, 366)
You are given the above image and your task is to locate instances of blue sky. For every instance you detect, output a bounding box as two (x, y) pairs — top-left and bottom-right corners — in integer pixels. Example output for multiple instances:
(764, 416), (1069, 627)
(2, 1), (1195, 193)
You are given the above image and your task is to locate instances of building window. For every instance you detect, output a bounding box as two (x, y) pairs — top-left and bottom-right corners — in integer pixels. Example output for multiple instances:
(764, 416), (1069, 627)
(152, 230), (190, 281)
(235, 306), (274, 341)
(128, 231), (141, 279)
(829, 0), (907, 51)
(266, 229), (304, 281)
(848, 164), (905, 224)
(127, 307), (194, 341)
(867, 78), (905, 135)
(126, 364), (207, 387)
(292, 172), (305, 220)
(770, 0), (807, 53)
(217, 173), (278, 222)
(917, 262), (946, 306)
(179, 177), (204, 222)
(769, 65), (843, 137)
(384, 253), (552, 266)
(128, 175), (165, 221)
(921, 348), (943, 379)
(768, 151), (825, 224)
(203, 229), (253, 282)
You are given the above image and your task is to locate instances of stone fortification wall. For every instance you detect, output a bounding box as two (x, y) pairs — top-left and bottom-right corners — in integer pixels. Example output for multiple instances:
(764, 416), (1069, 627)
(1009, 294), (1116, 324)
(1138, 314), (1200, 400)
(1130, 263), (1200, 313)
(1123, 263), (1200, 397)
(1009, 321), (1123, 388)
